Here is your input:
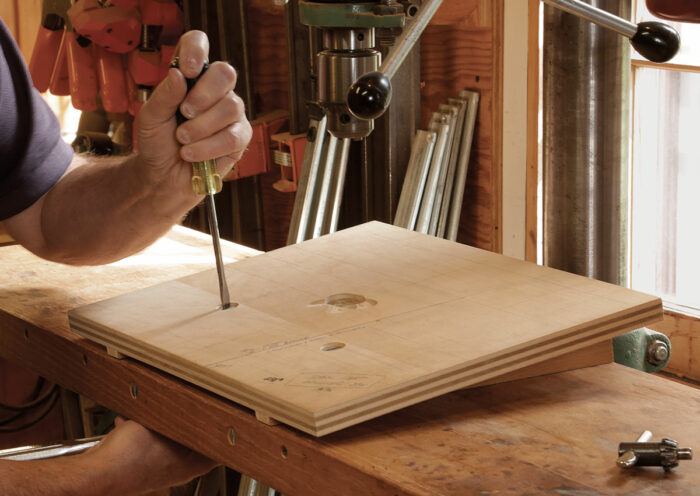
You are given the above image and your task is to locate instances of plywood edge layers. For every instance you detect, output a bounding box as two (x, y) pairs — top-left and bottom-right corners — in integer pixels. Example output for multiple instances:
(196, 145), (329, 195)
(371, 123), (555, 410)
(309, 301), (662, 431)
(68, 315), (317, 426)
(309, 300), (661, 420)
(70, 299), (661, 436)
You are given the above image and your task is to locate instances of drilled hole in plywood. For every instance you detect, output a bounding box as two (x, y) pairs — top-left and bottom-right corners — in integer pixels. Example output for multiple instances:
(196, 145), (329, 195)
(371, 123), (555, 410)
(320, 342), (345, 352)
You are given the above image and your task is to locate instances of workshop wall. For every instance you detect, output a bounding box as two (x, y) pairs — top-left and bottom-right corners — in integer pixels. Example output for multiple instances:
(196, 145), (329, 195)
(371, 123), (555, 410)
(248, 1), (296, 251)
(422, 0), (502, 252)
(246, 0), (503, 253)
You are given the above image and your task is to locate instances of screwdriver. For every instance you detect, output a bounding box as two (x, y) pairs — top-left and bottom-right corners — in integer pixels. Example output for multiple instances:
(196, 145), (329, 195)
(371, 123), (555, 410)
(170, 57), (232, 310)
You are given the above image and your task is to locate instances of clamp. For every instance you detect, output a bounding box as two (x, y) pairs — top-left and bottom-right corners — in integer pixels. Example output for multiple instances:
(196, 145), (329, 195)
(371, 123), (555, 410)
(618, 431), (693, 471)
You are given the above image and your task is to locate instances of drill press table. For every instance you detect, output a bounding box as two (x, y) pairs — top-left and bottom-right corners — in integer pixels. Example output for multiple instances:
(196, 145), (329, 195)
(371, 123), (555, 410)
(0, 226), (698, 495)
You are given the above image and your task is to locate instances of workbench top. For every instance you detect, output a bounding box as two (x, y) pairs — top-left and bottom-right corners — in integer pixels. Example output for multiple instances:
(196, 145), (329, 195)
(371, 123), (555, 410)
(1, 227), (698, 495)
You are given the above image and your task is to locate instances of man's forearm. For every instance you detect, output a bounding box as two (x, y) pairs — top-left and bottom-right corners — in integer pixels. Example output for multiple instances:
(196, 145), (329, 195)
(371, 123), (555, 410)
(7, 153), (201, 265)
(0, 457), (100, 496)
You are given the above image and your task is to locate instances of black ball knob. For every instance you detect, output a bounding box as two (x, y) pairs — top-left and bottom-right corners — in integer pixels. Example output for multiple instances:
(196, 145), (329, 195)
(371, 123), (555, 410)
(347, 71), (392, 120)
(631, 21), (680, 63)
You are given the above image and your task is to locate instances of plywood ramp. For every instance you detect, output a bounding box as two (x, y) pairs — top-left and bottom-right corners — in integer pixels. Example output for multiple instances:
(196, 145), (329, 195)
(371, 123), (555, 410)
(69, 222), (662, 436)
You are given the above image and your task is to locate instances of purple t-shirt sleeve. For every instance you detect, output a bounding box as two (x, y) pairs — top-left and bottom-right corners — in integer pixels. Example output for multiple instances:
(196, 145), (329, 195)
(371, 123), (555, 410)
(0, 19), (73, 221)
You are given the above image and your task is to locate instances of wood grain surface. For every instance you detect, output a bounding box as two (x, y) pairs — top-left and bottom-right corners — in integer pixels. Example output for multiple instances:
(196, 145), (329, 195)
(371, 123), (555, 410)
(69, 222), (661, 436)
(1, 227), (698, 495)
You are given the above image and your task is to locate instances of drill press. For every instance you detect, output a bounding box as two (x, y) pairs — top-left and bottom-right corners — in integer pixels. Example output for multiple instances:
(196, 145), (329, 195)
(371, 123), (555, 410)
(298, 0), (442, 139)
(287, 1), (443, 244)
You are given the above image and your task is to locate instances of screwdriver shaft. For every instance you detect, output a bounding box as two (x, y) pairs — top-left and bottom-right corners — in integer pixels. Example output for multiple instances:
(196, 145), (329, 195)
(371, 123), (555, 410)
(205, 194), (231, 310)
(169, 57), (232, 310)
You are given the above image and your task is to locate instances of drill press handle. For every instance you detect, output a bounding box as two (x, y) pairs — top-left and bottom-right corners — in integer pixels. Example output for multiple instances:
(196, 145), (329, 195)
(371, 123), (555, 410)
(346, 0), (444, 122)
(543, 0), (680, 63)
(630, 22), (681, 63)
(347, 71), (392, 121)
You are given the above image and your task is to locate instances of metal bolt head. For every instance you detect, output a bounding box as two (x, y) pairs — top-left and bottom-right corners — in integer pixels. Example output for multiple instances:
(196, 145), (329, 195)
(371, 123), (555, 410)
(646, 339), (670, 365)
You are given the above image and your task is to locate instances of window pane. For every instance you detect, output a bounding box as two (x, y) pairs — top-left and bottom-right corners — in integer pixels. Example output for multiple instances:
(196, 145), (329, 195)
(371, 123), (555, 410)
(631, 67), (700, 314)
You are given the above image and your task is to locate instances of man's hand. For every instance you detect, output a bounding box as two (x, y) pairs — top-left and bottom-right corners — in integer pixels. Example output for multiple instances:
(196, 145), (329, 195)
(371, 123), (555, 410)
(0, 419), (217, 496)
(136, 30), (251, 201)
(5, 30), (253, 265)
(84, 418), (217, 494)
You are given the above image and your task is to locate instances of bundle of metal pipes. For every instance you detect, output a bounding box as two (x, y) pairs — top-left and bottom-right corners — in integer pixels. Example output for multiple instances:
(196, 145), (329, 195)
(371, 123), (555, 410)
(393, 90), (479, 241)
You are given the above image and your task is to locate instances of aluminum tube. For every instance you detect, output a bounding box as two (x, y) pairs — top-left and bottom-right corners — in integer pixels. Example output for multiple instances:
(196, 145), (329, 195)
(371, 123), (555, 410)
(542, 0), (636, 38)
(380, 0), (444, 80)
(430, 104), (459, 236)
(394, 130), (436, 229)
(446, 91), (479, 241)
(326, 138), (351, 234)
(313, 135), (339, 238)
(415, 114), (450, 234)
(287, 115), (328, 245)
(437, 98), (468, 238)
(543, 0), (630, 285)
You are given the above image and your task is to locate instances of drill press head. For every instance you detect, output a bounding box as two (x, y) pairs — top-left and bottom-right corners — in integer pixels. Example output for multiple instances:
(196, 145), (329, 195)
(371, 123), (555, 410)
(299, 1), (407, 140)
(317, 27), (381, 139)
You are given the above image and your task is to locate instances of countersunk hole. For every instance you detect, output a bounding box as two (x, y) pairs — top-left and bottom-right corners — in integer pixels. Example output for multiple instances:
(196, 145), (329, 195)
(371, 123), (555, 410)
(130, 383), (138, 399)
(340, 113), (351, 124)
(24, 329), (29, 339)
(326, 294), (365, 307)
(281, 445), (288, 458)
(310, 293), (376, 312)
(227, 427), (236, 446)
(407, 5), (419, 17)
(321, 342), (345, 352)
(357, 33), (364, 41)
(82, 354), (88, 366)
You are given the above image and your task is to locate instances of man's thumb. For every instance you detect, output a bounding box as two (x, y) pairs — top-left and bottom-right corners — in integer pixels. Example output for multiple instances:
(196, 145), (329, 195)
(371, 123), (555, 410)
(138, 69), (187, 130)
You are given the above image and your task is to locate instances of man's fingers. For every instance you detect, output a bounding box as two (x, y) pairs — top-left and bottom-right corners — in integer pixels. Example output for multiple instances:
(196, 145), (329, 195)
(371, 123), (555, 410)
(180, 121), (252, 163)
(176, 91), (244, 145)
(138, 30), (211, 131)
(178, 62), (237, 120)
(138, 68), (187, 130)
(173, 30), (210, 79)
(218, 157), (238, 180)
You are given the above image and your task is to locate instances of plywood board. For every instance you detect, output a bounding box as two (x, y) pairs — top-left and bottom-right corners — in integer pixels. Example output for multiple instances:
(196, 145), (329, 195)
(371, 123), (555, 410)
(69, 222), (662, 436)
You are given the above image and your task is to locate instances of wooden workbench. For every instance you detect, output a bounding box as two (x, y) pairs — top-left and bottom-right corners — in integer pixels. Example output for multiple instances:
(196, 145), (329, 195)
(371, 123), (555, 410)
(1, 227), (698, 495)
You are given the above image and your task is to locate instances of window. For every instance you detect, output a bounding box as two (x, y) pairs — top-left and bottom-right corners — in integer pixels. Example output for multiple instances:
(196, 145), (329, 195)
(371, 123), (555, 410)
(630, 3), (700, 316)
